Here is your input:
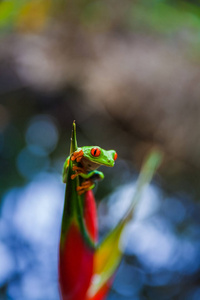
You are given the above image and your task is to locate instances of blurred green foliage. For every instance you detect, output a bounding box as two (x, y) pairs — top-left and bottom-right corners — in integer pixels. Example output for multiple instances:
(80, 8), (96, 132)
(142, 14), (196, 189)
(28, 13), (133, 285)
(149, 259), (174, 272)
(0, 0), (200, 33)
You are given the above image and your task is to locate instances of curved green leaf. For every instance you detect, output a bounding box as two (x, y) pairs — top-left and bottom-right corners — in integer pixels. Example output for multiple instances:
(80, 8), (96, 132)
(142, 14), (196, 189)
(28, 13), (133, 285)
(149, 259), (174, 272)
(87, 150), (163, 299)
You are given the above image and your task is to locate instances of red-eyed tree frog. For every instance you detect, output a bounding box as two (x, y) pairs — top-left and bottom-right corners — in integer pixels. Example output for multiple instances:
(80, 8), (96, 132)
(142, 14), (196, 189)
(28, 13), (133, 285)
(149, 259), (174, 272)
(62, 146), (118, 195)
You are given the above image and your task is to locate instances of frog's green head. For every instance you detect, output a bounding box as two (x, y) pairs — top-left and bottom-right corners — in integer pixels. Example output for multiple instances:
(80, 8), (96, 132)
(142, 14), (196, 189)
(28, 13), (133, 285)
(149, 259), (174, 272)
(80, 146), (117, 170)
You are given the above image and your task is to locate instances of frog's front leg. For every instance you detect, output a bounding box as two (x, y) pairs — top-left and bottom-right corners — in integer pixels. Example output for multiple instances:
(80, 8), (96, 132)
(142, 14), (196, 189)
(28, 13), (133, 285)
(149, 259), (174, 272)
(79, 170), (104, 181)
(71, 166), (86, 180)
(62, 149), (84, 183)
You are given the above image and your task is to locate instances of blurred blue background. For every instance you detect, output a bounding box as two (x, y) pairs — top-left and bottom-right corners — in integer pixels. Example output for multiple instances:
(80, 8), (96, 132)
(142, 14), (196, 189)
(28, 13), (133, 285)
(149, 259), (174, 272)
(1, 1), (200, 299)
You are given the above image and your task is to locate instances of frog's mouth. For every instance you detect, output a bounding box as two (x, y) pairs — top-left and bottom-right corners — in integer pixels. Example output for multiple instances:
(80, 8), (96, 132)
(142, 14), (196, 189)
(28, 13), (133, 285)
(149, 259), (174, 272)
(81, 157), (113, 171)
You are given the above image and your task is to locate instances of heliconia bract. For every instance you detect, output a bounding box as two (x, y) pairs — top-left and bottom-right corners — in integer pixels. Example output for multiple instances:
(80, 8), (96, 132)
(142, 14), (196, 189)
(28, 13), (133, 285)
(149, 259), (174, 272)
(59, 121), (162, 300)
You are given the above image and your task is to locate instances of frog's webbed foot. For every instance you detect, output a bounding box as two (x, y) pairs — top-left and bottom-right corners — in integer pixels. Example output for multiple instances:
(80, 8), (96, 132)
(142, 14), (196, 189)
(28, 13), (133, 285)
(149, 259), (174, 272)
(71, 149), (84, 163)
(71, 166), (86, 180)
(76, 180), (95, 195)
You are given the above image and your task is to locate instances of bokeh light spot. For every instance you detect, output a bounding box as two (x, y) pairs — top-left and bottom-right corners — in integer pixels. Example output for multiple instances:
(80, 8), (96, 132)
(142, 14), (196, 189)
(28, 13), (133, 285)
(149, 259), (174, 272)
(26, 115), (59, 154)
(17, 145), (49, 179)
(0, 242), (15, 285)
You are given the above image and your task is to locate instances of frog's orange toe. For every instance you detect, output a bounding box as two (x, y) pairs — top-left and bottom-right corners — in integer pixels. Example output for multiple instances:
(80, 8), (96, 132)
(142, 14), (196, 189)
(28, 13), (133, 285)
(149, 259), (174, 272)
(71, 149), (83, 161)
(76, 180), (93, 194)
(72, 166), (85, 173)
(76, 157), (82, 162)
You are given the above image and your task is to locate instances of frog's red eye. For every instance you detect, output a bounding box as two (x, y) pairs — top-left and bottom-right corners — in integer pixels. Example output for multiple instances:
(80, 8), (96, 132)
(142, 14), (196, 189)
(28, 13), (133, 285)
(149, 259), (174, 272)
(114, 152), (118, 161)
(91, 148), (101, 157)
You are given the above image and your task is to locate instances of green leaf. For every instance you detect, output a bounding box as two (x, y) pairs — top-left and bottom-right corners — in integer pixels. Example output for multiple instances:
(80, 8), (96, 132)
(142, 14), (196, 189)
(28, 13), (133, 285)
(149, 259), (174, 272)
(60, 121), (95, 249)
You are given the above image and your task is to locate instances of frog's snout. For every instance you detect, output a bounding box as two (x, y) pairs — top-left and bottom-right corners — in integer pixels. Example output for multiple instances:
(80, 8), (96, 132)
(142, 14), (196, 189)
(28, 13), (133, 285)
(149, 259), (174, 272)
(107, 159), (112, 164)
(105, 150), (117, 167)
(107, 158), (115, 167)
